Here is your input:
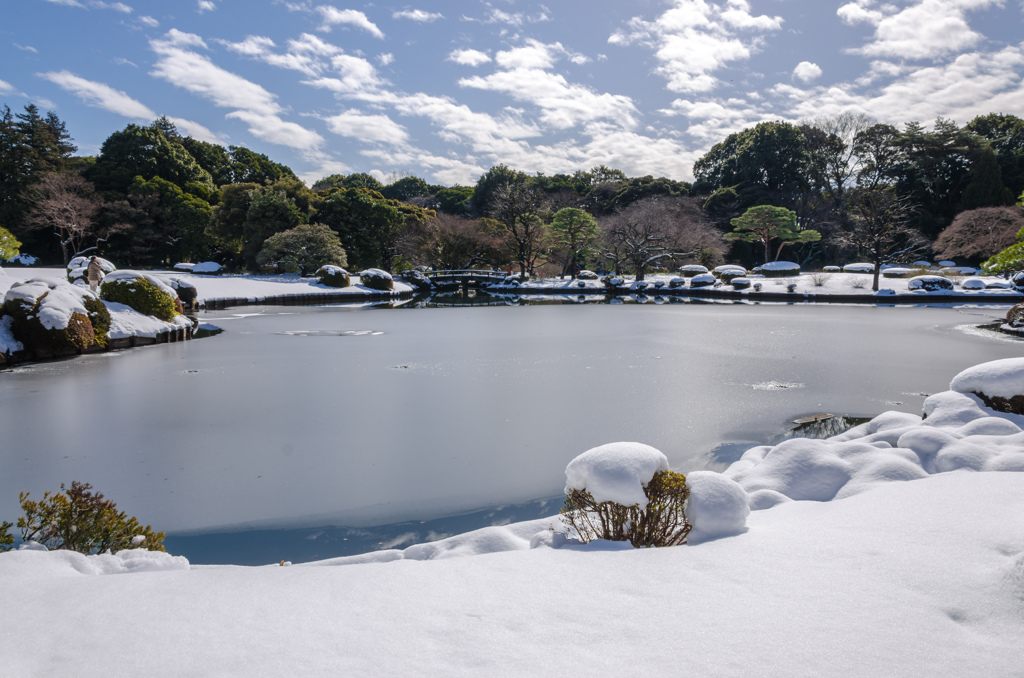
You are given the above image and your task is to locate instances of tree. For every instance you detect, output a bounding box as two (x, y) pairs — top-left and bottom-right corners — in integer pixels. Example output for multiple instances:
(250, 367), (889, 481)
(114, 176), (214, 266)
(208, 182), (261, 261)
(487, 176), (546, 277)
(180, 138), (296, 187)
(547, 207), (600, 277)
(934, 206), (1024, 264)
(255, 222), (348, 274)
(600, 197), (721, 280)
(315, 188), (405, 270)
(400, 213), (503, 270)
(801, 111), (875, 206)
(22, 172), (103, 265)
(432, 185), (474, 215)
(17, 481), (164, 554)
(473, 164), (531, 216)
(0, 226), (20, 261)
(726, 205), (820, 265)
(965, 113), (1024, 199)
(381, 175), (430, 202)
(838, 188), (926, 291)
(961, 146), (1014, 209)
(85, 122), (213, 196)
(312, 172), (383, 193)
(242, 188), (306, 269)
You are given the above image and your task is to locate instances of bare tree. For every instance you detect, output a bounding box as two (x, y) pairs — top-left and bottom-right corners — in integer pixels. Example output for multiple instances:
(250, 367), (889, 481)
(933, 206), (1024, 264)
(801, 111), (875, 205)
(23, 172), (102, 265)
(489, 179), (546, 277)
(399, 213), (503, 270)
(837, 187), (927, 291)
(601, 196), (725, 280)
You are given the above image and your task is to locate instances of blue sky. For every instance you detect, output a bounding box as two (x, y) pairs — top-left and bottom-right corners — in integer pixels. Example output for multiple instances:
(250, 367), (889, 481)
(3, 0), (1024, 186)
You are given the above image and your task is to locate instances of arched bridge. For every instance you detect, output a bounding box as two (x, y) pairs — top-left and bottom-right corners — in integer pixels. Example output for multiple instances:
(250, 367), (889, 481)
(426, 269), (508, 287)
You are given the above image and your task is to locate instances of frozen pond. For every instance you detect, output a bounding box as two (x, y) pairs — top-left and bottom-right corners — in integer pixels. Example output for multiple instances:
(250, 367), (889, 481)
(1, 301), (1020, 561)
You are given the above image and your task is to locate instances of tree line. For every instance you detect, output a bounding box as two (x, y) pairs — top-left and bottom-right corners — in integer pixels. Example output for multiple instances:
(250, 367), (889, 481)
(2, 103), (1023, 279)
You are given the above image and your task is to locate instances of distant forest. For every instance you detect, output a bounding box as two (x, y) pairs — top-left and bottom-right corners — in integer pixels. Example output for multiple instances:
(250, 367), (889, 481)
(2, 104), (1023, 278)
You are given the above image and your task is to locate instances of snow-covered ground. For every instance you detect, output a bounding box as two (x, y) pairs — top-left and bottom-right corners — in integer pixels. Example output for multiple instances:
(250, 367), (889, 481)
(2, 360), (1023, 676)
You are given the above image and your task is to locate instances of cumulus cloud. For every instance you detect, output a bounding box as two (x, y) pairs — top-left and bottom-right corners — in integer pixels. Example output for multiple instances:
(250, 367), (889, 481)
(197, 0), (215, 13)
(0, 79), (14, 94)
(837, 0), (998, 60)
(149, 29), (323, 150)
(138, 15), (158, 26)
(793, 61), (823, 82)
(447, 49), (491, 66)
(39, 70), (156, 119)
(393, 9), (443, 22)
(324, 109), (409, 143)
(316, 6), (384, 38)
(609, 0), (784, 93)
(378, 53), (394, 66)
(166, 117), (226, 144)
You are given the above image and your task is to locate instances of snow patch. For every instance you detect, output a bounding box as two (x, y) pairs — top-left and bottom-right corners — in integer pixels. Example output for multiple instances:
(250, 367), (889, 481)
(685, 471), (750, 542)
(564, 442), (669, 507)
(950, 358), (1024, 400)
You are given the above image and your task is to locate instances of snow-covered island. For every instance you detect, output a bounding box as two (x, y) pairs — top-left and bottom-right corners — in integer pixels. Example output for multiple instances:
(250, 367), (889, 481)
(2, 358), (1023, 676)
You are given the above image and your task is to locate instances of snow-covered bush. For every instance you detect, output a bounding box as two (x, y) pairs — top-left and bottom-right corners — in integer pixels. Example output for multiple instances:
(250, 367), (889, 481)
(684, 471), (750, 542)
(4, 253), (38, 266)
(100, 272), (179, 322)
(713, 265), (747, 283)
(950, 358), (1024, 415)
(399, 269), (431, 291)
(881, 267), (916, 278)
(843, 263), (875, 273)
(913, 260), (932, 268)
(759, 261), (800, 278)
(961, 278), (986, 291)
(192, 262), (223, 275)
(668, 277), (686, 289)
(561, 443), (692, 548)
(576, 270), (598, 280)
(907, 275), (954, 292)
(359, 268), (393, 291)
(731, 277), (751, 290)
(823, 265), (841, 272)
(165, 277), (198, 306)
(601, 276), (625, 288)
(3, 278), (103, 355)
(678, 264), (709, 278)
(938, 260), (957, 267)
(315, 265), (350, 288)
(690, 273), (715, 288)
(16, 481), (165, 555)
(67, 256), (116, 275)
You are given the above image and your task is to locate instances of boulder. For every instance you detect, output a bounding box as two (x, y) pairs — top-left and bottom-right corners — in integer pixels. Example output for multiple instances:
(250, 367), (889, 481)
(315, 265), (351, 288)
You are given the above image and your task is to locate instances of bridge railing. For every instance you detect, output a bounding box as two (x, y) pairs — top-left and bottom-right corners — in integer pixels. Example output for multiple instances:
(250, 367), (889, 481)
(426, 269), (508, 279)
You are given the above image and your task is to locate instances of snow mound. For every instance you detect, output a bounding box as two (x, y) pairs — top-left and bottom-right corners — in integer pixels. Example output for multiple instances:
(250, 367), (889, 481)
(725, 384), (1024, 507)
(760, 261), (800, 271)
(564, 442), (669, 507)
(67, 256), (116, 274)
(0, 548), (189, 578)
(908, 275), (953, 291)
(103, 270), (179, 299)
(713, 265), (746, 276)
(4, 277), (97, 330)
(104, 301), (192, 339)
(961, 278), (986, 290)
(950, 358), (1024, 400)
(192, 262), (223, 274)
(318, 265), (347, 275)
(678, 264), (708, 274)
(843, 262), (875, 273)
(685, 471), (750, 542)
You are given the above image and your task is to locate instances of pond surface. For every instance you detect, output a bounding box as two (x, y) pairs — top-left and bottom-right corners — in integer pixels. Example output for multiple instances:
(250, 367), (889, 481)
(1, 300), (1019, 563)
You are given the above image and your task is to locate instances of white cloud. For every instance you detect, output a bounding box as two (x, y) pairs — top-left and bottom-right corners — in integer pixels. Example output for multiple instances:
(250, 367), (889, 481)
(91, 1), (132, 12)
(793, 61), (823, 83)
(113, 57), (138, 67)
(303, 53), (386, 96)
(149, 30), (323, 151)
(39, 70), (156, 119)
(197, 0), (216, 13)
(392, 9), (443, 22)
(42, 0), (84, 6)
(138, 15), (158, 27)
(570, 55), (591, 65)
(447, 49), (491, 66)
(610, 0), (784, 94)
(166, 117), (226, 144)
(494, 40), (558, 70)
(838, 0), (1000, 60)
(378, 53), (394, 66)
(316, 6), (384, 38)
(0, 79), (14, 94)
(14, 43), (38, 53)
(325, 109), (409, 143)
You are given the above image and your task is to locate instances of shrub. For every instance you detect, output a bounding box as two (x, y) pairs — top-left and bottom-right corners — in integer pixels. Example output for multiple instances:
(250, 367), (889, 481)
(399, 269), (431, 291)
(690, 273), (715, 288)
(809, 272), (833, 287)
(668, 277), (686, 289)
(0, 520), (13, 552)
(16, 481), (164, 554)
(3, 279), (98, 355)
(101, 276), (178, 322)
(713, 265), (746, 281)
(759, 261), (801, 278)
(881, 267), (916, 278)
(731, 277), (751, 290)
(823, 265), (841, 272)
(561, 469), (692, 547)
(601, 276), (625, 288)
(1006, 303), (1024, 328)
(255, 223), (348, 275)
(678, 264), (709, 278)
(315, 265), (351, 288)
(576, 269), (598, 280)
(83, 295), (111, 347)
(359, 268), (394, 291)
(908, 275), (955, 292)
(848, 276), (869, 289)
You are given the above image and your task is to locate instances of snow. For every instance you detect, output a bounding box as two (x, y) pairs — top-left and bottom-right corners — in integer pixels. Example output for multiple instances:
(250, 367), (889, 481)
(103, 270), (179, 299)
(67, 256), (116, 273)
(690, 273), (715, 285)
(843, 262), (875, 272)
(962, 278), (987, 290)
(0, 314), (22, 355)
(104, 301), (192, 339)
(317, 265), (347, 275)
(191, 261), (223, 274)
(4, 276), (96, 330)
(5, 253), (38, 266)
(938, 260), (957, 267)
(173, 262), (195, 272)
(677, 264), (708, 273)
(760, 261), (800, 271)
(950, 357), (1024, 400)
(563, 442), (669, 507)
(684, 471), (750, 542)
(4, 547), (189, 577)
(713, 264), (747, 276)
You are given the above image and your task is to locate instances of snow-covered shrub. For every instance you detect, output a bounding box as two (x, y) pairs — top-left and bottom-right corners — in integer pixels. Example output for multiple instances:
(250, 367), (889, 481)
(601, 276), (625, 288)
(668, 277), (686, 289)
(938, 260), (957, 267)
(684, 471), (749, 542)
(843, 263), (875, 273)
(690, 273), (715, 288)
(191, 262), (223, 275)
(960, 278), (986, 291)
(173, 263), (195, 272)
(3, 278), (101, 355)
(823, 265), (841, 272)
(913, 260), (932, 268)
(359, 268), (393, 291)
(759, 261), (800, 278)
(1012, 271), (1024, 290)
(907, 275), (954, 292)
(561, 443), (692, 548)
(881, 267), (916, 278)
(16, 481), (165, 555)
(576, 269), (598, 280)
(950, 357), (1024, 415)
(166, 277), (198, 306)
(315, 265), (350, 288)
(100, 272), (179, 322)
(731, 277), (751, 290)
(713, 265), (747, 283)
(399, 269), (431, 291)
(501, 275), (521, 287)
(678, 264), (709, 278)
(1006, 303), (1024, 328)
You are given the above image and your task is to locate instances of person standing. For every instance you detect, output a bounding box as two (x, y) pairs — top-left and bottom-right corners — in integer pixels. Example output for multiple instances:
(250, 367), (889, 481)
(87, 256), (103, 293)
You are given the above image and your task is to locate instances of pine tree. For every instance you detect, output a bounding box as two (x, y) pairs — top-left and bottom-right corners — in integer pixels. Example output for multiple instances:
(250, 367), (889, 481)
(961, 146), (1015, 209)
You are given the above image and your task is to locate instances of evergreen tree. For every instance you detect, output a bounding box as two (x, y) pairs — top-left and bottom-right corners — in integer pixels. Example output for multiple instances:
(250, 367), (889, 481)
(961, 147), (1014, 209)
